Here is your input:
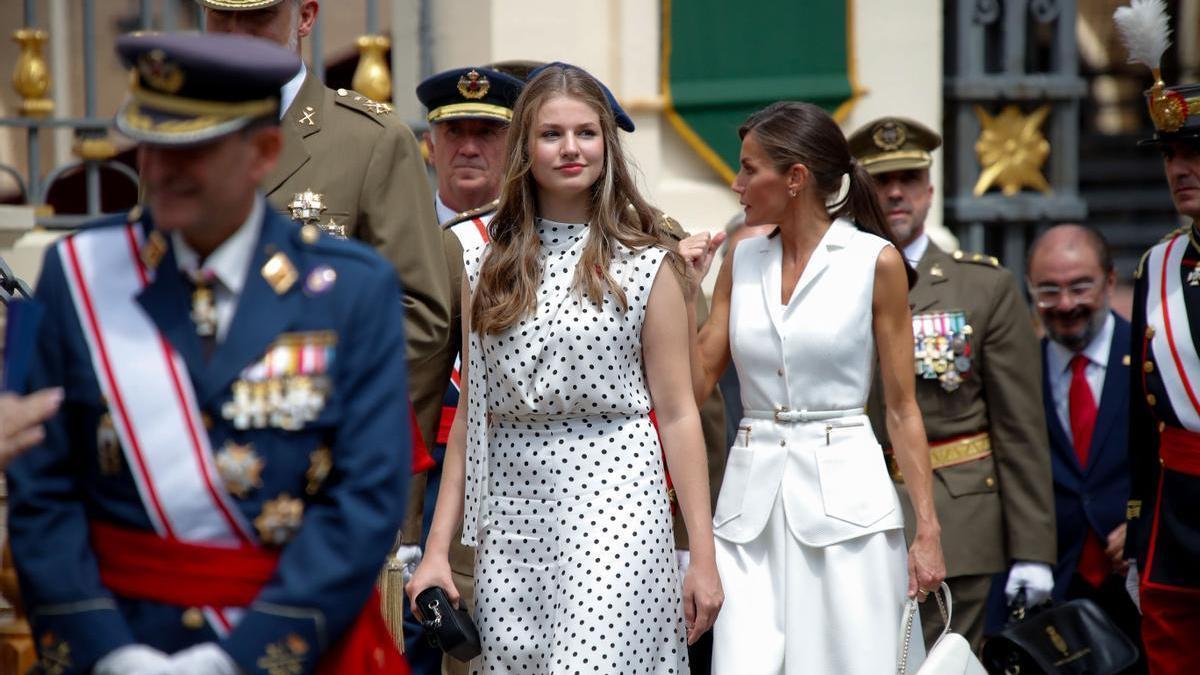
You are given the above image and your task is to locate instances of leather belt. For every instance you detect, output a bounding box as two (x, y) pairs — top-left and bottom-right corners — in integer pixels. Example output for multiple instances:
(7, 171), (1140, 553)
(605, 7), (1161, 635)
(743, 407), (865, 423)
(886, 432), (992, 483)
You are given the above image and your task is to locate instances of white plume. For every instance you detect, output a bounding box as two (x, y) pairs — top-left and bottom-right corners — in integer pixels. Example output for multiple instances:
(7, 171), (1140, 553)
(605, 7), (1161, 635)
(1113, 0), (1172, 71)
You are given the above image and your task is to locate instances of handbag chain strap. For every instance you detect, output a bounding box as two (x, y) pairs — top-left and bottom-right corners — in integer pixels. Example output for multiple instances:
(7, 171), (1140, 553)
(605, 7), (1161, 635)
(897, 583), (951, 675)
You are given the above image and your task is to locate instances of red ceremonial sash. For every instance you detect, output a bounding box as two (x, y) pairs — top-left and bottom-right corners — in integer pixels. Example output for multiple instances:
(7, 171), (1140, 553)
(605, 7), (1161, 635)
(90, 522), (407, 673)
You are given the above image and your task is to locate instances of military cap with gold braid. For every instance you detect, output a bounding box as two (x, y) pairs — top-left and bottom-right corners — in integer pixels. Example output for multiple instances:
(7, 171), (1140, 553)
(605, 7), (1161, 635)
(114, 32), (300, 146)
(1114, 0), (1200, 145)
(416, 67), (525, 125)
(195, 0), (287, 9)
(847, 117), (943, 175)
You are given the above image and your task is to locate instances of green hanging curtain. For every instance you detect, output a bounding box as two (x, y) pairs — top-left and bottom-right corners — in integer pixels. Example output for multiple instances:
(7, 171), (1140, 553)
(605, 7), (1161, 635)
(662, 0), (860, 182)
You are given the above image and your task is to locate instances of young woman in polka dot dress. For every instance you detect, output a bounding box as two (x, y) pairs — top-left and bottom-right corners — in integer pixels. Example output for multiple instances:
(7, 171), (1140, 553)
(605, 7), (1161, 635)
(679, 102), (946, 673)
(408, 63), (723, 674)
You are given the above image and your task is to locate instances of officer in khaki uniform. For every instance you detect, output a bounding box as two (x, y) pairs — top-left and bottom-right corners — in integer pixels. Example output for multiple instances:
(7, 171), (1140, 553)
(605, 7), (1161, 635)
(199, 0), (451, 459)
(851, 117), (1056, 651)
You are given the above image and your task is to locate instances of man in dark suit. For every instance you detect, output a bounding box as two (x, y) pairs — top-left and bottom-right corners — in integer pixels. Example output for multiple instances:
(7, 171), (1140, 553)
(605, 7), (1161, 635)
(1024, 225), (1144, 664)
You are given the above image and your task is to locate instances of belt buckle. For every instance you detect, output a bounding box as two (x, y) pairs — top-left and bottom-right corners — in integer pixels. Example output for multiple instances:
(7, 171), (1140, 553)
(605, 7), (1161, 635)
(773, 407), (788, 423)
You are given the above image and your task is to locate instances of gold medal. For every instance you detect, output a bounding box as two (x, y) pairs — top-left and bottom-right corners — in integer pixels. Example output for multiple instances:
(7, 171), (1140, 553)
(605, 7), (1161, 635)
(1188, 263), (1200, 286)
(306, 447), (333, 495)
(189, 281), (217, 338)
(222, 380), (254, 430)
(97, 411), (123, 476)
(255, 494), (304, 546)
(215, 441), (264, 499)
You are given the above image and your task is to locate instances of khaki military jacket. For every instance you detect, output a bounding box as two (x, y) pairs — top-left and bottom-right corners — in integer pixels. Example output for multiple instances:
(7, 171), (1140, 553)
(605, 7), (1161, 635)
(265, 71), (450, 451)
(868, 242), (1056, 576)
(658, 216), (727, 550)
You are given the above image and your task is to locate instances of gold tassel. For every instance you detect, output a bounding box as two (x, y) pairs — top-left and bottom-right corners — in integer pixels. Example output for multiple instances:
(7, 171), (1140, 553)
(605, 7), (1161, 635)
(378, 559), (407, 653)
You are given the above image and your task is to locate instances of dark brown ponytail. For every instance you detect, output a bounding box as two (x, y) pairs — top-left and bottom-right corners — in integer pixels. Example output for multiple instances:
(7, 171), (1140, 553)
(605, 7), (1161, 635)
(739, 102), (917, 288)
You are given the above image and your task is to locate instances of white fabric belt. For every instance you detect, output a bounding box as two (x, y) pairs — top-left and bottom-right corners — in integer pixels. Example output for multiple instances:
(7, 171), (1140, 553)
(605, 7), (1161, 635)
(743, 407), (865, 423)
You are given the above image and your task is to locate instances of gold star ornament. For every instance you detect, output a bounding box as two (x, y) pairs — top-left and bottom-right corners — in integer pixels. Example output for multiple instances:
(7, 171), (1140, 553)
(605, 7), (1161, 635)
(972, 104), (1052, 197)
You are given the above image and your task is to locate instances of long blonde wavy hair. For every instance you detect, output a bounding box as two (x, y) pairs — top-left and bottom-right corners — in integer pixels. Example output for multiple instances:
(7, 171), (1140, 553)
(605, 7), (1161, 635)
(471, 64), (666, 335)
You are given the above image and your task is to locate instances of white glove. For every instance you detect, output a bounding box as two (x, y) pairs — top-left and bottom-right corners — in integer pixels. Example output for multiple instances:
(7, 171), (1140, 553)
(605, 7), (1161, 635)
(395, 544), (424, 584)
(93, 644), (171, 675)
(1125, 561), (1141, 613)
(675, 549), (691, 578)
(167, 643), (241, 675)
(1004, 560), (1055, 606)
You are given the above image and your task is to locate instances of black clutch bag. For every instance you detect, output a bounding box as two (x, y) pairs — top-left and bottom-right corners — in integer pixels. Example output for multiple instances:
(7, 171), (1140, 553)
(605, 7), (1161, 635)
(981, 596), (1138, 674)
(416, 586), (482, 662)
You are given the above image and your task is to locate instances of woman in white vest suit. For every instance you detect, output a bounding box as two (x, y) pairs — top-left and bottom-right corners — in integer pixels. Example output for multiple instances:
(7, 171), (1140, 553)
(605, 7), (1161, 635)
(680, 101), (946, 673)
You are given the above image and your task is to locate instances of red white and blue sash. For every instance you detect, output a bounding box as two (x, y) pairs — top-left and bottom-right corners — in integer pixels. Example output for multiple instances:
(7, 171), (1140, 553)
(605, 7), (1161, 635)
(438, 216), (490, 444)
(59, 224), (256, 634)
(1146, 232), (1200, 431)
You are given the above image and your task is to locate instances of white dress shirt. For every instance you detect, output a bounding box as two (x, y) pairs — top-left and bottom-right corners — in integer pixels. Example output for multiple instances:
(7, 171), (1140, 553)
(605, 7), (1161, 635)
(279, 62), (306, 118)
(901, 232), (930, 267)
(172, 198), (264, 342)
(434, 192), (458, 226)
(1045, 312), (1115, 445)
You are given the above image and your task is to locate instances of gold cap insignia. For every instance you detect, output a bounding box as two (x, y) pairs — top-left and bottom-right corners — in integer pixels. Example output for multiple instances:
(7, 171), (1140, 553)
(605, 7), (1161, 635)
(137, 49), (184, 94)
(872, 120), (907, 152)
(457, 69), (490, 100)
(262, 252), (298, 295)
(1149, 84), (1189, 133)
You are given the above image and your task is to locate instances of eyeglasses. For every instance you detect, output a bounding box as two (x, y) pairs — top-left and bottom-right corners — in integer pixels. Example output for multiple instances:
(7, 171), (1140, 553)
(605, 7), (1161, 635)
(1028, 280), (1099, 309)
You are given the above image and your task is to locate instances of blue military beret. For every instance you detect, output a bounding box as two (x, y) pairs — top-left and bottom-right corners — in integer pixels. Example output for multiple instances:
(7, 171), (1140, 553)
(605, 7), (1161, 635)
(114, 32), (300, 146)
(416, 67), (525, 125)
(527, 62), (635, 133)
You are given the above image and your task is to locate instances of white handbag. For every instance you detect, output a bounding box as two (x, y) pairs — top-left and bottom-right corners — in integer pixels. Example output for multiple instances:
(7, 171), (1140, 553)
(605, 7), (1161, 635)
(897, 582), (987, 675)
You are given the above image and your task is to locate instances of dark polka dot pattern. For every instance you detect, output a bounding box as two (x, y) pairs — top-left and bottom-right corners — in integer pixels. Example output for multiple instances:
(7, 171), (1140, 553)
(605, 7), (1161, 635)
(461, 219), (687, 674)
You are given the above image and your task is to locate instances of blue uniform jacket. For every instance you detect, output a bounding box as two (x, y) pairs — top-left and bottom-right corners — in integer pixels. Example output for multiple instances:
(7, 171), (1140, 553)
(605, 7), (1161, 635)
(6, 202), (410, 674)
(1127, 229), (1200, 592)
(1043, 313), (1132, 599)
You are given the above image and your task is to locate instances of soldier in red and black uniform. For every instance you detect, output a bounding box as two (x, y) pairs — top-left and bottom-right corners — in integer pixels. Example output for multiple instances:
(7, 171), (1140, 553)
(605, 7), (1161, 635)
(1120, 7), (1200, 672)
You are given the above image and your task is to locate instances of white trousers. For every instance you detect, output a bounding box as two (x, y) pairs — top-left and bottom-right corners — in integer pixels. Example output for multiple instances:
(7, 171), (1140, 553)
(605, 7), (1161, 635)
(711, 494), (923, 674)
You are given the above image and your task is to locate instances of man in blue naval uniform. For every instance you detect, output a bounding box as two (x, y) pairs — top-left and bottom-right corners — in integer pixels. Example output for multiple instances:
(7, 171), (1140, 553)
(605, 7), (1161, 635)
(6, 33), (409, 675)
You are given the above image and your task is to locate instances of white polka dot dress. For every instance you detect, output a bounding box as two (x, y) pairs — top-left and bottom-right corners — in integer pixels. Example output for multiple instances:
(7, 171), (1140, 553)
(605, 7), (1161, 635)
(461, 218), (688, 674)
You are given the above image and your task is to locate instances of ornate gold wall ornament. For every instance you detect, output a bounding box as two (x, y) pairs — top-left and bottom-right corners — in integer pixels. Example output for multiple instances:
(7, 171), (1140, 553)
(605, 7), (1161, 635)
(12, 28), (52, 117)
(352, 35), (392, 103)
(972, 104), (1052, 197)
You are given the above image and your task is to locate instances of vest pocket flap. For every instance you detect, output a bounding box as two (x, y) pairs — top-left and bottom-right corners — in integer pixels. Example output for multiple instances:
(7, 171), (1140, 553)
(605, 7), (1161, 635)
(712, 446), (753, 527)
(935, 454), (998, 497)
(815, 440), (895, 528)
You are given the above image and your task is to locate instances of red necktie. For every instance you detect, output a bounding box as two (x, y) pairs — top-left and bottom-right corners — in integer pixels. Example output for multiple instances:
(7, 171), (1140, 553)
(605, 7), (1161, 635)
(1069, 353), (1109, 586)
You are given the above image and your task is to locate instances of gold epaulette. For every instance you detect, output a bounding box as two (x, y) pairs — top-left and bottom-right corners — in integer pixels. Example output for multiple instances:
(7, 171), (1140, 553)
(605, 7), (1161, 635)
(951, 249), (1001, 268)
(656, 211), (689, 241)
(333, 88), (394, 125)
(1136, 226), (1189, 279)
(443, 199), (499, 229)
